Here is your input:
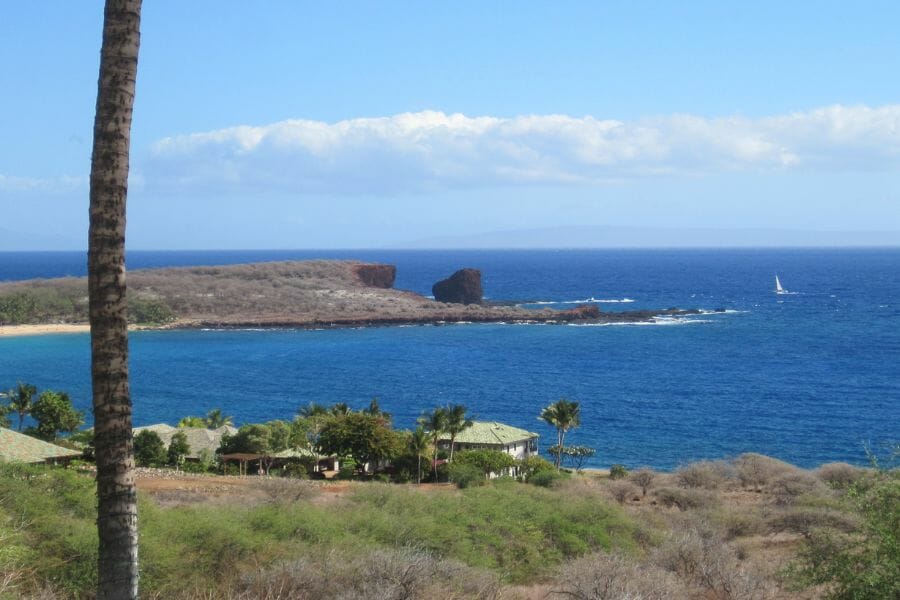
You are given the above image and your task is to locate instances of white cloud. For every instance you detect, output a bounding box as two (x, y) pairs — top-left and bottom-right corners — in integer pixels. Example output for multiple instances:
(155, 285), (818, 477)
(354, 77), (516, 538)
(122, 104), (900, 195)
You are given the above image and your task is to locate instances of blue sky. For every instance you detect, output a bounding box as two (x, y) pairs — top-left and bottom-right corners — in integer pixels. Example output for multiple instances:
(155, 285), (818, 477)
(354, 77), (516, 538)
(2, 1), (899, 249)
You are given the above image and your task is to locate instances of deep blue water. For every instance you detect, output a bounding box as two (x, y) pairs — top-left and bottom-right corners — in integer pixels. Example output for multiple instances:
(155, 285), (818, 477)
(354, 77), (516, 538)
(1, 249), (898, 469)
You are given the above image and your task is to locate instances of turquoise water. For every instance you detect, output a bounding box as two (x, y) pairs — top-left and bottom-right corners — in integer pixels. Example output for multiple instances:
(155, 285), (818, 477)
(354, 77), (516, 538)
(1, 248), (897, 469)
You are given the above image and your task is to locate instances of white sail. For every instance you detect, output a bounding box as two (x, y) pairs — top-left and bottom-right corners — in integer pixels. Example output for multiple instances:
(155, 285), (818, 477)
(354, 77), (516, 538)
(775, 275), (787, 294)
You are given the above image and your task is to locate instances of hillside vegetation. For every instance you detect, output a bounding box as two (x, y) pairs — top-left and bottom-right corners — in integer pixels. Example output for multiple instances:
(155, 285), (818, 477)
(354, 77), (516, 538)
(1, 456), (896, 599)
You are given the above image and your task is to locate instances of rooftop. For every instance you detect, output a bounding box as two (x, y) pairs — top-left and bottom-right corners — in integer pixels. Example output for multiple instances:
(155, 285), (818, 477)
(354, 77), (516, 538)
(0, 427), (83, 463)
(437, 421), (538, 446)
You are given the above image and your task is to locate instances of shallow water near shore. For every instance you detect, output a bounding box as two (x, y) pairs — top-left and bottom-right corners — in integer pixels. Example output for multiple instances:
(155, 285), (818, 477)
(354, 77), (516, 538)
(1, 248), (897, 469)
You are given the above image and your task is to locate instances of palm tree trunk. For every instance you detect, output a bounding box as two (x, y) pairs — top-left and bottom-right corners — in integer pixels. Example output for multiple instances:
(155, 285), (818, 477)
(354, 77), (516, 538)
(89, 2), (142, 598)
(417, 454), (422, 484)
(448, 435), (456, 463)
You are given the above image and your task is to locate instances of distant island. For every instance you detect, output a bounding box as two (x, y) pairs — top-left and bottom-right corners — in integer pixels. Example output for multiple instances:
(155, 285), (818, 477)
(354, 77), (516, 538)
(0, 260), (702, 330)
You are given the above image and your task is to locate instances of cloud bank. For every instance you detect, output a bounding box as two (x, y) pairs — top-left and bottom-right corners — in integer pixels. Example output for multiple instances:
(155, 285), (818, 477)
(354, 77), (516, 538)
(125, 104), (900, 195)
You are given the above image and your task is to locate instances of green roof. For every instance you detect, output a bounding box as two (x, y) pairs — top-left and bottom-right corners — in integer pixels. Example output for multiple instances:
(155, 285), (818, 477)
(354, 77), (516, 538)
(0, 427), (83, 463)
(437, 421), (538, 446)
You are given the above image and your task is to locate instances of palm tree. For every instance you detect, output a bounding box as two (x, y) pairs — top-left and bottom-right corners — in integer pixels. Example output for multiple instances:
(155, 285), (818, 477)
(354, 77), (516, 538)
(408, 426), (430, 484)
(443, 404), (473, 463)
(364, 397), (391, 422)
(177, 416), (205, 428)
(419, 407), (447, 482)
(88, 1), (142, 597)
(330, 402), (351, 417)
(9, 382), (37, 431)
(204, 408), (233, 429)
(539, 398), (581, 471)
(297, 401), (329, 418)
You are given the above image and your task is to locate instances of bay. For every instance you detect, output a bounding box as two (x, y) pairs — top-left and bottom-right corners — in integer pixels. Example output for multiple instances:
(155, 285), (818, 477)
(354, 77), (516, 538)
(1, 248), (897, 469)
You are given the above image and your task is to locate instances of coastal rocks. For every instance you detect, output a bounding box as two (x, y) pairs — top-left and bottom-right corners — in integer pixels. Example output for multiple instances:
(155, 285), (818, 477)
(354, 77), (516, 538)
(352, 264), (396, 289)
(557, 304), (601, 320)
(432, 269), (483, 304)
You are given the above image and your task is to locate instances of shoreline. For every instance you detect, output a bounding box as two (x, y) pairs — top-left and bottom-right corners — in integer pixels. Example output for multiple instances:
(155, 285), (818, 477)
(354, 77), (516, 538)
(0, 308), (708, 338)
(0, 323), (92, 338)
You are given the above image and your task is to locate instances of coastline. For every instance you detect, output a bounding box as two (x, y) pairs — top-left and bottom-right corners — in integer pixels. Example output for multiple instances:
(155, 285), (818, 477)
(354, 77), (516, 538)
(0, 323), (92, 338)
(0, 307), (706, 338)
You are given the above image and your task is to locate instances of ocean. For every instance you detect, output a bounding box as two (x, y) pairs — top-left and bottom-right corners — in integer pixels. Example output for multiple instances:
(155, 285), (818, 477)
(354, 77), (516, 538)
(1, 248), (897, 469)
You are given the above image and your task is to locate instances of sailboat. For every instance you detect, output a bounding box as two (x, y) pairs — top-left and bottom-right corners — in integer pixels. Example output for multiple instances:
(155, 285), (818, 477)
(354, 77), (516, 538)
(774, 274), (789, 295)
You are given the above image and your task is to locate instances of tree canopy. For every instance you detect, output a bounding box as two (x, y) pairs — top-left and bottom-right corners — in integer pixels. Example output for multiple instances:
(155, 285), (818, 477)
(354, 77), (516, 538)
(317, 412), (405, 471)
(29, 390), (84, 441)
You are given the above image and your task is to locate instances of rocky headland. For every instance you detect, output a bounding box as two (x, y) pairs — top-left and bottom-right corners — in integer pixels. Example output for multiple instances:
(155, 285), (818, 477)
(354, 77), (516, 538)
(0, 260), (702, 330)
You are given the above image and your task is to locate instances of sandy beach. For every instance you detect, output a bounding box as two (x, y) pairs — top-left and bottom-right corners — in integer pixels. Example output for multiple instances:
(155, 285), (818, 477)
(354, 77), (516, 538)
(0, 323), (91, 338)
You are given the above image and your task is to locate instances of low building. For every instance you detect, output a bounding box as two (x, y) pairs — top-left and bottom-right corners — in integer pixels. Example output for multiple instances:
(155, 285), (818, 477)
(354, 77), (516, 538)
(0, 427), (83, 464)
(437, 421), (539, 476)
(132, 423), (238, 459)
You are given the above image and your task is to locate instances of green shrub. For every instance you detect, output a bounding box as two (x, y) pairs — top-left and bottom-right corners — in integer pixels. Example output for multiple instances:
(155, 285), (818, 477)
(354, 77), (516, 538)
(336, 457), (357, 480)
(454, 449), (516, 478)
(282, 462), (310, 479)
(792, 473), (899, 599)
(134, 430), (167, 467)
(609, 464), (628, 479)
(529, 470), (569, 488)
(128, 296), (175, 324)
(518, 455), (555, 481)
(448, 462), (485, 488)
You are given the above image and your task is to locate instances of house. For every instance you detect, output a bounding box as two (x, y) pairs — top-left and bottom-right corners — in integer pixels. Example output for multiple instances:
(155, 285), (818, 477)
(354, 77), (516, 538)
(132, 423), (238, 460)
(437, 421), (539, 476)
(0, 427), (83, 464)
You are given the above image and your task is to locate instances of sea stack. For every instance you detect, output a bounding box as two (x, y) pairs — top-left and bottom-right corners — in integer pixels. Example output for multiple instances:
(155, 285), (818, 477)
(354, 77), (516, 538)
(432, 268), (483, 304)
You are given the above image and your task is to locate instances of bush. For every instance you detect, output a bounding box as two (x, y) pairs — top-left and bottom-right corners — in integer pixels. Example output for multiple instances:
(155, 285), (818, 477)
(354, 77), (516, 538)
(652, 487), (719, 511)
(238, 547), (502, 599)
(607, 481), (640, 505)
(770, 471), (830, 506)
(454, 449), (516, 478)
(127, 295), (175, 324)
(629, 467), (657, 497)
(651, 523), (775, 600)
(134, 430), (167, 467)
(767, 508), (859, 537)
(609, 464), (628, 479)
(518, 455), (555, 481)
(734, 453), (795, 490)
(675, 460), (730, 490)
(529, 470), (569, 488)
(552, 551), (686, 599)
(336, 457), (357, 480)
(282, 462), (310, 479)
(448, 462), (485, 489)
(816, 462), (865, 490)
(713, 509), (766, 540)
(792, 474), (900, 599)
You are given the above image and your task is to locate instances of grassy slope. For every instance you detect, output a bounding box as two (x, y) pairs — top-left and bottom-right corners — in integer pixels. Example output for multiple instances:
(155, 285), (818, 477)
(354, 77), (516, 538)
(0, 464), (634, 597)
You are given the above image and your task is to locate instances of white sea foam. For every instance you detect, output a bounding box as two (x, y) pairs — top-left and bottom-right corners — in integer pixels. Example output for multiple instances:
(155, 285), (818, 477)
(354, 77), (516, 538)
(527, 297), (635, 305)
(568, 317), (713, 327)
(697, 309), (746, 315)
